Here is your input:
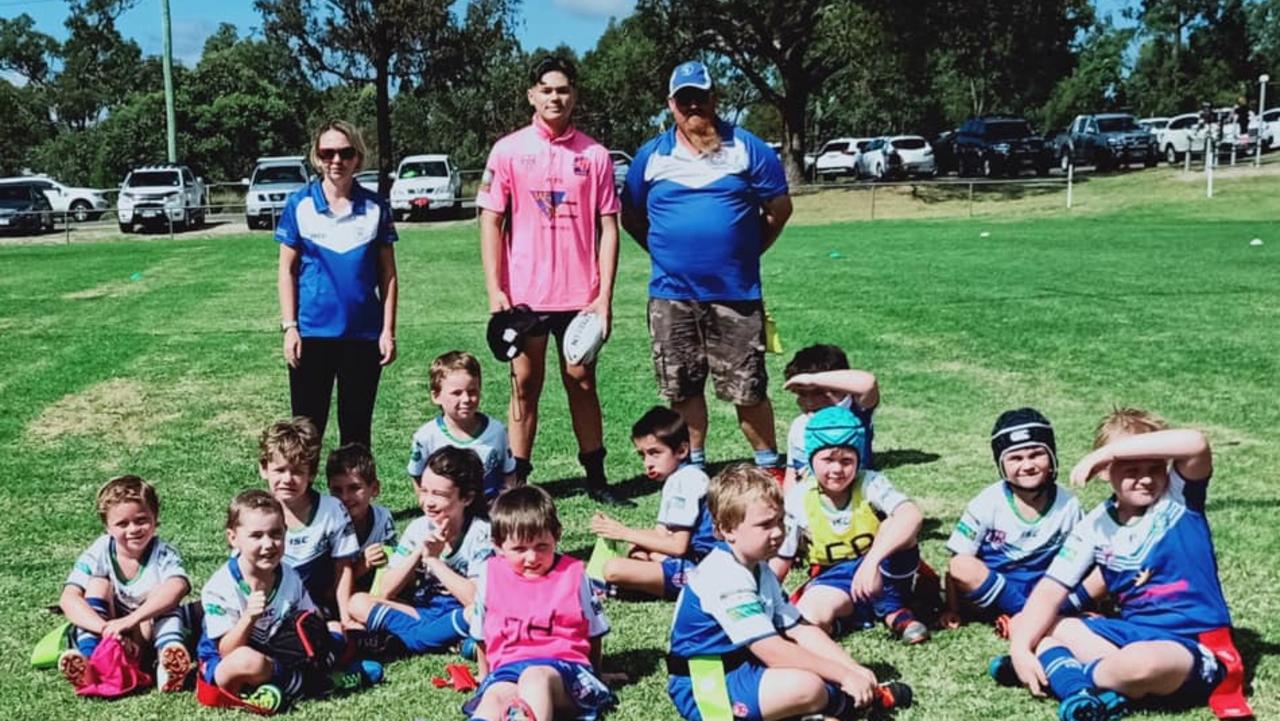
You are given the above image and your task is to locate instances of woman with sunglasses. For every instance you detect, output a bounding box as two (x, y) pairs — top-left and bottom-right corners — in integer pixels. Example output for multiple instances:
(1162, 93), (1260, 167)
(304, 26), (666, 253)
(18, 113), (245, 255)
(274, 119), (399, 449)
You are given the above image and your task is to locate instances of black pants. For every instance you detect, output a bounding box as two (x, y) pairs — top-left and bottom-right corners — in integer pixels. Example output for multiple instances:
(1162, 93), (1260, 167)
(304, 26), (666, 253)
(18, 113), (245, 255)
(287, 338), (382, 449)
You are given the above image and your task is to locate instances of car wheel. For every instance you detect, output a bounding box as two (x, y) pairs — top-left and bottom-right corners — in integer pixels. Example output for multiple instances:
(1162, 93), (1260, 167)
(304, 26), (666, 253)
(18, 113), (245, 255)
(1035, 163), (1049, 177)
(1165, 145), (1181, 165)
(118, 222), (131, 234)
(69, 200), (92, 223)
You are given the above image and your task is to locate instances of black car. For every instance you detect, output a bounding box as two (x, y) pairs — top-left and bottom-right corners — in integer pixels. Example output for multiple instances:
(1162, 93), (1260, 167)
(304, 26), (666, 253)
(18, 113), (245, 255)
(0, 183), (55, 235)
(931, 131), (958, 175)
(954, 115), (1051, 177)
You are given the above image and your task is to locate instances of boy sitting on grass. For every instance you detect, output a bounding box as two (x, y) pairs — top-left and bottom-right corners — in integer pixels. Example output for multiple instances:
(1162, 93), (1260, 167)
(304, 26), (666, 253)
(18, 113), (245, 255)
(941, 408), (1092, 637)
(781, 344), (879, 490)
(589, 406), (715, 599)
(1003, 408), (1249, 721)
(667, 464), (883, 721)
(326, 443), (398, 593)
(772, 406), (930, 644)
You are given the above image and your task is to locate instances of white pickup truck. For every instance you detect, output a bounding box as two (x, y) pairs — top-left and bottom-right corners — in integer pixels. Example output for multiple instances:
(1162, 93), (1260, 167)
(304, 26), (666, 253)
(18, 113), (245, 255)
(117, 164), (207, 232)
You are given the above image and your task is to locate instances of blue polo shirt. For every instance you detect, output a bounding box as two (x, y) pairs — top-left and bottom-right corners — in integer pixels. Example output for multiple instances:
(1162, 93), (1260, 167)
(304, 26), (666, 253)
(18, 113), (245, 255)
(275, 180), (397, 340)
(624, 122), (787, 302)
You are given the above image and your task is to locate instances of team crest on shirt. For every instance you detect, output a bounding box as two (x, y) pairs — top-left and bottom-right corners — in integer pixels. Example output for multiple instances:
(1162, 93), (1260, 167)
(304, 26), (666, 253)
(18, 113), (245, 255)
(985, 529), (1007, 547)
(530, 190), (569, 219)
(573, 155), (590, 176)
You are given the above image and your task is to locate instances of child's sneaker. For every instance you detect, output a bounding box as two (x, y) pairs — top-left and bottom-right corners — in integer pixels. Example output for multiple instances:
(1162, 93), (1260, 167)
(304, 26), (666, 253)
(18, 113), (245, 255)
(887, 609), (930, 644)
(58, 649), (88, 689)
(504, 698), (538, 721)
(459, 637), (478, 662)
(987, 654), (1020, 687)
(330, 659), (385, 693)
(156, 643), (192, 692)
(1058, 690), (1106, 721)
(240, 683), (284, 713)
(1095, 689), (1130, 720)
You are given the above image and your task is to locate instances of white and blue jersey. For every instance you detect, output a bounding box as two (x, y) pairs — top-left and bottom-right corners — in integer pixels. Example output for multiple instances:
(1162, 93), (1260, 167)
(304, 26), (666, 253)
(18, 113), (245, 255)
(284, 491), (360, 604)
(1046, 469), (1231, 635)
(65, 535), (189, 614)
(623, 122), (788, 301)
(657, 464), (716, 560)
(668, 544), (802, 659)
(406, 414), (516, 498)
(946, 481), (1081, 586)
(389, 514), (493, 606)
(786, 396), (876, 472)
(198, 558), (317, 665)
(275, 180), (397, 340)
(358, 503), (398, 550)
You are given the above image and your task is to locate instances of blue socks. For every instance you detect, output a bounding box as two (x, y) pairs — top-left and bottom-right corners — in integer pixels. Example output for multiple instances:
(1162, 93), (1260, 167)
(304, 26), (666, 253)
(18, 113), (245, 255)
(968, 569), (1015, 613)
(1039, 646), (1090, 700)
(689, 447), (706, 468)
(753, 448), (780, 468)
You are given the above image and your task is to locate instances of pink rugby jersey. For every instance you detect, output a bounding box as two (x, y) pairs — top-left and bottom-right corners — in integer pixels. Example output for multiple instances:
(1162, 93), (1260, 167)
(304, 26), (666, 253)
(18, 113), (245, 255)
(481, 554), (593, 669)
(476, 115), (619, 312)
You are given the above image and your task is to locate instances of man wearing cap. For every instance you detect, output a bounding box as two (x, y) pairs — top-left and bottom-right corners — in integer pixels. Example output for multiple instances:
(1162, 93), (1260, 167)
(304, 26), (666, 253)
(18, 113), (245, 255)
(622, 60), (793, 477)
(477, 55), (629, 507)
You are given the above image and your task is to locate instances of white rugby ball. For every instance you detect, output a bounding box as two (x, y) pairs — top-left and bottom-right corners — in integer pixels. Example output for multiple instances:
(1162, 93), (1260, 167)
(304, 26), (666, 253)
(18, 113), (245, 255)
(563, 311), (605, 366)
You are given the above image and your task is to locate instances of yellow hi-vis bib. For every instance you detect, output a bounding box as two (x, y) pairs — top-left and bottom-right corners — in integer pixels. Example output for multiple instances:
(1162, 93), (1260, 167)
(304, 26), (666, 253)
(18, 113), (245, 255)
(802, 479), (881, 567)
(689, 656), (734, 721)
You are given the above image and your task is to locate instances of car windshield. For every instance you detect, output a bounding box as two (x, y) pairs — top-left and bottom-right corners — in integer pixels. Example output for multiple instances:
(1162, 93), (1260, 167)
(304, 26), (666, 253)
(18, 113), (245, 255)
(892, 138), (927, 149)
(252, 165), (307, 185)
(986, 121), (1034, 140)
(1097, 117), (1140, 132)
(398, 161), (448, 179)
(127, 171), (180, 187)
(1146, 120), (1168, 129)
(0, 186), (32, 202)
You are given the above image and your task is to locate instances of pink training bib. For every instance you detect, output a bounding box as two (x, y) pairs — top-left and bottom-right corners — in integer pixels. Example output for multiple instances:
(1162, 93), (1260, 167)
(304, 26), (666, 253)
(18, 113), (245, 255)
(476, 115), (619, 312)
(482, 554), (591, 670)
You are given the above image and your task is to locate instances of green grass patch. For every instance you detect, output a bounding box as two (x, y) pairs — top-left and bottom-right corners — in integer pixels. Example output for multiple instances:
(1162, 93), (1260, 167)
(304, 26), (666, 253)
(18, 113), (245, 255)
(1, 170), (1277, 720)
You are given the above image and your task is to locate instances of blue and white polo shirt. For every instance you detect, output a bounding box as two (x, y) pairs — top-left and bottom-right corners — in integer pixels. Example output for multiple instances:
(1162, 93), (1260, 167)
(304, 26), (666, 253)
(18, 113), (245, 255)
(275, 180), (397, 340)
(624, 122), (788, 302)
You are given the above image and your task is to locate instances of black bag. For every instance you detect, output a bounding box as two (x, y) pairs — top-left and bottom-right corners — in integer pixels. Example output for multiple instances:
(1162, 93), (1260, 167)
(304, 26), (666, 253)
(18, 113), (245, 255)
(254, 610), (338, 672)
(486, 304), (539, 362)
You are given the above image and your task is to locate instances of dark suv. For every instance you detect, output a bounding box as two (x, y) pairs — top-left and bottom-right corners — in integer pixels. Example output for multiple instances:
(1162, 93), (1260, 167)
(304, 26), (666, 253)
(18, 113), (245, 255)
(0, 182), (55, 234)
(954, 115), (1051, 177)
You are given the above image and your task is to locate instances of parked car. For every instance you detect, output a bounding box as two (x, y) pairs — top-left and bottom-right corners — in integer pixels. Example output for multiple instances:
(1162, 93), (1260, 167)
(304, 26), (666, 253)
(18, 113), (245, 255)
(1158, 112), (1209, 164)
(1261, 108), (1280, 150)
(954, 115), (1051, 177)
(356, 171), (381, 195)
(0, 175), (108, 222)
(811, 137), (872, 179)
(243, 156), (310, 230)
(857, 136), (936, 180)
(0, 182), (56, 234)
(1138, 116), (1170, 138)
(609, 150), (632, 189)
(390, 154), (462, 220)
(117, 164), (206, 232)
(1052, 113), (1158, 171)
(931, 131), (958, 175)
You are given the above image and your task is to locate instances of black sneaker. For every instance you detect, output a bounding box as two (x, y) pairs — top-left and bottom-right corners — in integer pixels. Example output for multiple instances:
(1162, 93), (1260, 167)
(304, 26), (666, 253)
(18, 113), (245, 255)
(586, 483), (634, 507)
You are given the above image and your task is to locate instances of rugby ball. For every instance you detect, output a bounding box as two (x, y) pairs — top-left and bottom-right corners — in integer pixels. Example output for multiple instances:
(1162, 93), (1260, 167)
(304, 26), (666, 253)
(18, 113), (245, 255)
(563, 311), (606, 366)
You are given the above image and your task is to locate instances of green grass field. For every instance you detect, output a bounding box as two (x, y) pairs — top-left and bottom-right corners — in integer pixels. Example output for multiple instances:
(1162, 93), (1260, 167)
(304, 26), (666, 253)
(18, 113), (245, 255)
(1, 166), (1277, 720)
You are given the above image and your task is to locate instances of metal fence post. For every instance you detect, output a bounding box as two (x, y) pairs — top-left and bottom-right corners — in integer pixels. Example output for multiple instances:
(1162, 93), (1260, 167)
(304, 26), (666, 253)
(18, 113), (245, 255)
(869, 184), (876, 220)
(967, 182), (974, 217)
(65, 213), (71, 244)
(1184, 145), (1191, 172)
(1206, 140), (1214, 199)
(1066, 164), (1074, 209)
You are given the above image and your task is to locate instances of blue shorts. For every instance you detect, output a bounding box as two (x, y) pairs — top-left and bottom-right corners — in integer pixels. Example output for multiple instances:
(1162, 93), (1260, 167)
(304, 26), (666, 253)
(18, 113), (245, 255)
(662, 557), (696, 600)
(804, 546), (919, 626)
(1082, 617), (1225, 707)
(367, 595), (467, 654)
(463, 657), (617, 721)
(668, 657), (842, 721)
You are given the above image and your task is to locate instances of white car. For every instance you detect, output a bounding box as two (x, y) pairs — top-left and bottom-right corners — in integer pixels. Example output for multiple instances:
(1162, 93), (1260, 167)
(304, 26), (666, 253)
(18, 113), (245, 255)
(1159, 113), (1209, 164)
(390, 154), (462, 220)
(812, 137), (872, 179)
(1261, 109), (1280, 150)
(1138, 117), (1170, 146)
(0, 175), (109, 222)
(117, 164), (206, 232)
(857, 136), (937, 180)
(244, 156), (310, 229)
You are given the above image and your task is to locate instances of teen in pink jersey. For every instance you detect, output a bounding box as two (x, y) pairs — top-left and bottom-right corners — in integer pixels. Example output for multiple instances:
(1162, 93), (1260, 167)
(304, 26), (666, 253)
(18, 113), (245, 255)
(478, 55), (628, 508)
(463, 486), (616, 721)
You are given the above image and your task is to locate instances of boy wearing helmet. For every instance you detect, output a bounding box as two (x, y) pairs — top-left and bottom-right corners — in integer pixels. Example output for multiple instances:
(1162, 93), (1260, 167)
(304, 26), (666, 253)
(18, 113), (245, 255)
(772, 406), (930, 644)
(940, 408), (1093, 637)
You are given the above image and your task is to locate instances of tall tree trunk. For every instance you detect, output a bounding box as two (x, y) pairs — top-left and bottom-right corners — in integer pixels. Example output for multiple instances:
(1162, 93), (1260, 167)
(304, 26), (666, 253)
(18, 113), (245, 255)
(374, 22), (393, 197)
(779, 83), (808, 187)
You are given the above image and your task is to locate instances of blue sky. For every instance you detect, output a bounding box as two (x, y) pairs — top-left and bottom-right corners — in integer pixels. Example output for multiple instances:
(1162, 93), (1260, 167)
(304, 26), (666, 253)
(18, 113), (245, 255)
(2, 0), (639, 66)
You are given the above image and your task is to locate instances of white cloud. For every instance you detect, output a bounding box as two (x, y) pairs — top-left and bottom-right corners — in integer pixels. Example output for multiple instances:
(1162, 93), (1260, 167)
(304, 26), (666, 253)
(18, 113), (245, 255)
(550, 0), (634, 19)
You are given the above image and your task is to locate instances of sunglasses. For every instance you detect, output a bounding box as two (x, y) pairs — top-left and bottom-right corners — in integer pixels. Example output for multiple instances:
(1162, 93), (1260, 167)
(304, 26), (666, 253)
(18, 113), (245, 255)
(317, 146), (358, 161)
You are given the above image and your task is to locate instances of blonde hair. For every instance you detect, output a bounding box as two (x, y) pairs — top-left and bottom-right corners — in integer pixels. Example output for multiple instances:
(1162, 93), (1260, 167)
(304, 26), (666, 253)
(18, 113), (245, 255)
(309, 119), (367, 173)
(429, 350), (482, 395)
(490, 485), (561, 546)
(258, 416), (322, 476)
(226, 489), (284, 531)
(707, 463), (782, 533)
(1093, 407), (1168, 449)
(97, 475), (160, 523)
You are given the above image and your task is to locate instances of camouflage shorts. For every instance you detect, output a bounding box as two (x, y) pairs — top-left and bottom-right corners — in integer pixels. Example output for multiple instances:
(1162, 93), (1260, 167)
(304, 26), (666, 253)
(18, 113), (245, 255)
(647, 298), (768, 405)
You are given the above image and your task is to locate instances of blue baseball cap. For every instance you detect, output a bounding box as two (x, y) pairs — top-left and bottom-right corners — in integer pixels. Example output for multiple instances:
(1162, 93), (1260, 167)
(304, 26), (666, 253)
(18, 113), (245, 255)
(669, 61), (713, 97)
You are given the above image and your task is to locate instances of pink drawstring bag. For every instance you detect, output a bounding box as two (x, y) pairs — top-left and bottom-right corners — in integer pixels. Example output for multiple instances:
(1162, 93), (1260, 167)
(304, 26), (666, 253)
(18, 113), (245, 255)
(75, 636), (153, 698)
